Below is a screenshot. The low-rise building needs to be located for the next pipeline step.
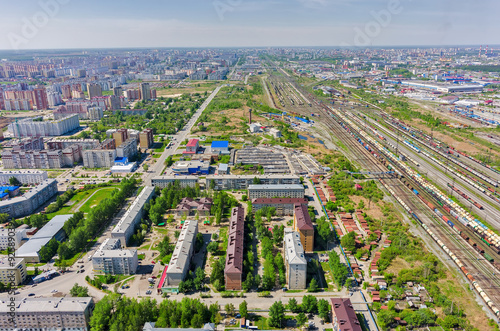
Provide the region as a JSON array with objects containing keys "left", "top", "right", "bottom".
[
  {"left": 211, "top": 141, "right": 229, "bottom": 154},
  {"left": 15, "top": 214, "right": 72, "bottom": 263},
  {"left": 284, "top": 230, "right": 307, "bottom": 289},
  {"left": 184, "top": 139, "right": 199, "bottom": 154},
  {"left": 111, "top": 186, "right": 155, "bottom": 246},
  {"left": 293, "top": 203, "right": 314, "bottom": 253},
  {"left": 0, "top": 179, "right": 58, "bottom": 219},
  {"left": 175, "top": 197, "right": 212, "bottom": 217},
  {"left": 330, "top": 298, "right": 362, "bottom": 331},
  {"left": 225, "top": 206, "right": 244, "bottom": 290},
  {"left": 248, "top": 184, "right": 305, "bottom": 199},
  {"left": 252, "top": 197, "right": 308, "bottom": 216},
  {"left": 166, "top": 220, "right": 198, "bottom": 286},
  {"left": 0, "top": 297, "right": 94, "bottom": 331},
  {"left": 172, "top": 160, "right": 210, "bottom": 175},
  {"left": 0, "top": 257, "right": 27, "bottom": 285},
  {"left": 92, "top": 238, "right": 138, "bottom": 275}
]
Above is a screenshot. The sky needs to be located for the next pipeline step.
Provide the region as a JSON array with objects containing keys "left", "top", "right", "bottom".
[{"left": 0, "top": 0, "right": 498, "bottom": 50}]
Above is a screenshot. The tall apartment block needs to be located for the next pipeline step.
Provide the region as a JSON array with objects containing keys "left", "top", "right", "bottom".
[
  {"left": 140, "top": 129, "right": 154, "bottom": 148},
  {"left": 140, "top": 82, "right": 151, "bottom": 101},
  {"left": 87, "top": 83, "right": 102, "bottom": 99},
  {"left": 225, "top": 206, "right": 245, "bottom": 290},
  {"left": 284, "top": 229, "right": 307, "bottom": 289},
  {"left": 8, "top": 114, "right": 80, "bottom": 138},
  {"left": 113, "top": 128, "right": 129, "bottom": 147},
  {"left": 293, "top": 203, "right": 314, "bottom": 253}
]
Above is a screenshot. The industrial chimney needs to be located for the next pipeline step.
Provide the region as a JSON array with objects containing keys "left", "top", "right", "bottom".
[{"left": 249, "top": 109, "right": 252, "bottom": 124}]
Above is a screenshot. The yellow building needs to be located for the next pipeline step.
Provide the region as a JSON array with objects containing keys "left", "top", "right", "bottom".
[
  {"left": 0, "top": 257, "right": 27, "bottom": 285},
  {"left": 293, "top": 203, "right": 314, "bottom": 253}
]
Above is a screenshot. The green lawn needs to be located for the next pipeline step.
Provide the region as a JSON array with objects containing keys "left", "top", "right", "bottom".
[{"left": 78, "top": 188, "right": 117, "bottom": 214}]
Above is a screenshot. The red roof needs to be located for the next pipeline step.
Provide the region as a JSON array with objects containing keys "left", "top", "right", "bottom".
[
  {"left": 294, "top": 203, "right": 314, "bottom": 230},
  {"left": 186, "top": 139, "right": 199, "bottom": 147}
]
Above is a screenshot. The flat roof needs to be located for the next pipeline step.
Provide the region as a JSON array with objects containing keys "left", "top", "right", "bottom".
[
  {"left": 112, "top": 186, "right": 155, "bottom": 235},
  {"left": 248, "top": 184, "right": 304, "bottom": 190},
  {"left": 252, "top": 198, "right": 308, "bottom": 204},
  {"left": 218, "top": 163, "right": 229, "bottom": 171},
  {"left": 0, "top": 297, "right": 93, "bottom": 313},
  {"left": 16, "top": 214, "right": 72, "bottom": 258},
  {"left": 167, "top": 220, "right": 198, "bottom": 274},
  {"left": 211, "top": 141, "right": 229, "bottom": 148}
]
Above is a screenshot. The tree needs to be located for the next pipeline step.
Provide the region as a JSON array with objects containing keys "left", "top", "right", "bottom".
[
  {"left": 340, "top": 231, "right": 357, "bottom": 253},
  {"left": 207, "top": 241, "right": 219, "bottom": 254},
  {"left": 194, "top": 267, "right": 205, "bottom": 291},
  {"left": 195, "top": 232, "right": 204, "bottom": 253},
  {"left": 0, "top": 214, "right": 9, "bottom": 224},
  {"left": 302, "top": 295, "right": 318, "bottom": 314},
  {"left": 158, "top": 235, "right": 173, "bottom": 257},
  {"left": 377, "top": 309, "right": 396, "bottom": 329},
  {"left": 239, "top": 300, "right": 248, "bottom": 319},
  {"left": 287, "top": 298, "right": 301, "bottom": 313},
  {"left": 308, "top": 278, "right": 319, "bottom": 292},
  {"left": 225, "top": 303, "right": 235, "bottom": 316},
  {"left": 296, "top": 312, "right": 308, "bottom": 327},
  {"left": 70, "top": 283, "right": 89, "bottom": 297},
  {"left": 268, "top": 301, "right": 285, "bottom": 328},
  {"left": 143, "top": 164, "right": 149, "bottom": 172},
  {"left": 318, "top": 299, "right": 330, "bottom": 322},
  {"left": 9, "top": 177, "right": 21, "bottom": 186},
  {"left": 252, "top": 177, "right": 261, "bottom": 184}
]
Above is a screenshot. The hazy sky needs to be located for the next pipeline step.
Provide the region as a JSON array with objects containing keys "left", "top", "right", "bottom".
[{"left": 0, "top": 0, "right": 498, "bottom": 49}]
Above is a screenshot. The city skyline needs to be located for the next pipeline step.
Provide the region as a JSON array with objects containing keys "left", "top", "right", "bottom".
[{"left": 0, "top": 0, "right": 498, "bottom": 50}]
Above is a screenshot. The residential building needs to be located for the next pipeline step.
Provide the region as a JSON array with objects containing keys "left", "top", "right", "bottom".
[
  {"left": 0, "top": 179, "right": 57, "bottom": 219},
  {"left": 330, "top": 298, "right": 363, "bottom": 331},
  {"left": 247, "top": 184, "right": 305, "bottom": 200},
  {"left": 32, "top": 88, "right": 49, "bottom": 110},
  {"left": 252, "top": 197, "right": 308, "bottom": 216},
  {"left": 113, "top": 128, "right": 129, "bottom": 147},
  {"left": 0, "top": 227, "right": 26, "bottom": 250},
  {"left": 88, "top": 106, "right": 103, "bottom": 121},
  {"left": 116, "top": 138, "right": 138, "bottom": 159},
  {"left": 87, "top": 83, "right": 102, "bottom": 99},
  {"left": 140, "top": 82, "right": 151, "bottom": 100},
  {"left": 166, "top": 220, "right": 198, "bottom": 286},
  {"left": 82, "top": 149, "right": 116, "bottom": 168},
  {"left": 175, "top": 197, "right": 212, "bottom": 217},
  {"left": 92, "top": 238, "right": 138, "bottom": 275},
  {"left": 211, "top": 141, "right": 229, "bottom": 154},
  {"left": 11, "top": 137, "right": 44, "bottom": 151},
  {"left": 152, "top": 176, "right": 198, "bottom": 189},
  {"left": 113, "top": 86, "right": 123, "bottom": 97},
  {"left": 46, "top": 139, "right": 99, "bottom": 150},
  {"left": 140, "top": 129, "right": 154, "bottom": 148},
  {"left": 205, "top": 174, "right": 301, "bottom": 190},
  {"left": 143, "top": 322, "right": 216, "bottom": 331},
  {"left": 225, "top": 206, "right": 244, "bottom": 290},
  {"left": 0, "top": 297, "right": 94, "bottom": 331},
  {"left": 0, "top": 257, "right": 27, "bottom": 285},
  {"left": 284, "top": 229, "right": 307, "bottom": 289},
  {"left": 0, "top": 88, "right": 4, "bottom": 110},
  {"left": 7, "top": 114, "right": 80, "bottom": 138},
  {"left": 293, "top": 203, "right": 314, "bottom": 253},
  {"left": 0, "top": 171, "right": 48, "bottom": 185},
  {"left": 1, "top": 148, "right": 81, "bottom": 169},
  {"left": 184, "top": 139, "right": 199, "bottom": 154},
  {"left": 15, "top": 214, "right": 72, "bottom": 262},
  {"left": 111, "top": 186, "right": 155, "bottom": 246}
]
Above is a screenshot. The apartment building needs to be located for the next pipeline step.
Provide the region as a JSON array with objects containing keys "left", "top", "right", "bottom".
[
  {"left": 205, "top": 174, "right": 301, "bottom": 190},
  {"left": 87, "top": 83, "right": 102, "bottom": 99},
  {"left": 0, "top": 297, "right": 94, "bottom": 331},
  {"left": 152, "top": 176, "right": 198, "bottom": 189},
  {"left": 166, "top": 220, "right": 198, "bottom": 286},
  {"left": 92, "top": 238, "right": 138, "bottom": 275},
  {"left": 116, "top": 138, "right": 138, "bottom": 159},
  {"left": 293, "top": 203, "right": 314, "bottom": 253},
  {"left": 8, "top": 114, "right": 80, "bottom": 138},
  {"left": 330, "top": 298, "right": 363, "bottom": 331},
  {"left": 0, "top": 171, "right": 48, "bottom": 185},
  {"left": 248, "top": 184, "right": 305, "bottom": 200},
  {"left": 0, "top": 257, "right": 27, "bottom": 286},
  {"left": 0, "top": 227, "right": 26, "bottom": 250},
  {"left": 140, "top": 129, "right": 154, "bottom": 148},
  {"left": 82, "top": 149, "right": 116, "bottom": 168},
  {"left": 113, "top": 128, "right": 129, "bottom": 147},
  {"left": 111, "top": 186, "right": 155, "bottom": 246},
  {"left": 284, "top": 230, "right": 307, "bottom": 289},
  {"left": 88, "top": 106, "right": 103, "bottom": 121},
  {"left": 225, "top": 206, "right": 245, "bottom": 290},
  {"left": 251, "top": 197, "right": 308, "bottom": 216}
]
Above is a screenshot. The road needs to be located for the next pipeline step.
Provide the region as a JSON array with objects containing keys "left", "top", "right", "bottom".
[{"left": 144, "top": 85, "right": 222, "bottom": 185}]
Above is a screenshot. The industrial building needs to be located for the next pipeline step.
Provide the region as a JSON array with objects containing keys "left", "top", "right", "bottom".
[
  {"left": 0, "top": 170, "right": 48, "bottom": 185},
  {"left": 330, "top": 298, "right": 362, "bottom": 331},
  {"left": 166, "top": 220, "right": 198, "bottom": 286},
  {"left": 251, "top": 197, "right": 308, "bottom": 216},
  {"left": 92, "top": 238, "right": 138, "bottom": 275},
  {"left": 8, "top": 114, "right": 80, "bottom": 138},
  {"left": 225, "top": 206, "right": 245, "bottom": 290},
  {"left": 235, "top": 147, "right": 291, "bottom": 174},
  {"left": 15, "top": 214, "right": 72, "bottom": 262},
  {"left": 172, "top": 160, "right": 210, "bottom": 175},
  {"left": 205, "top": 174, "right": 301, "bottom": 190},
  {"left": 211, "top": 141, "right": 229, "bottom": 154},
  {"left": 151, "top": 176, "right": 199, "bottom": 189},
  {"left": 0, "top": 257, "right": 27, "bottom": 286},
  {"left": 248, "top": 184, "right": 305, "bottom": 199},
  {"left": 0, "top": 297, "right": 94, "bottom": 331},
  {"left": 111, "top": 186, "right": 155, "bottom": 246},
  {"left": 0, "top": 179, "right": 58, "bottom": 219},
  {"left": 284, "top": 229, "right": 307, "bottom": 289},
  {"left": 293, "top": 203, "right": 314, "bottom": 253}
]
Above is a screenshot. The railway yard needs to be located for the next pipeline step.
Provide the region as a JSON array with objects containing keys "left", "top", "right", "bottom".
[{"left": 263, "top": 68, "right": 500, "bottom": 321}]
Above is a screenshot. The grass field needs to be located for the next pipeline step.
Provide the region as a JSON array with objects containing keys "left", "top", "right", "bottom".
[{"left": 78, "top": 188, "right": 117, "bottom": 214}]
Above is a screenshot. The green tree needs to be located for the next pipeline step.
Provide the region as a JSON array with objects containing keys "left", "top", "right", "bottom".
[
  {"left": 318, "top": 299, "right": 330, "bottom": 322},
  {"left": 296, "top": 312, "right": 308, "bottom": 327},
  {"left": 340, "top": 231, "right": 357, "bottom": 253},
  {"left": 287, "top": 298, "right": 301, "bottom": 313},
  {"left": 143, "top": 164, "right": 149, "bottom": 172},
  {"left": 377, "top": 309, "right": 396, "bottom": 329},
  {"left": 252, "top": 177, "right": 261, "bottom": 184},
  {"left": 70, "top": 283, "right": 89, "bottom": 297},
  {"left": 239, "top": 300, "right": 248, "bottom": 318},
  {"left": 9, "top": 177, "right": 21, "bottom": 186},
  {"left": 268, "top": 301, "right": 285, "bottom": 328},
  {"left": 207, "top": 241, "right": 219, "bottom": 254},
  {"left": 225, "top": 303, "right": 235, "bottom": 316},
  {"left": 302, "top": 295, "right": 318, "bottom": 314},
  {"left": 308, "top": 278, "right": 319, "bottom": 292}
]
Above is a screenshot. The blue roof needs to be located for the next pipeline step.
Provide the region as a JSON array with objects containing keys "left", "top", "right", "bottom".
[
  {"left": 0, "top": 193, "right": 8, "bottom": 199},
  {"left": 0, "top": 186, "right": 19, "bottom": 192},
  {"left": 211, "top": 141, "right": 229, "bottom": 148}
]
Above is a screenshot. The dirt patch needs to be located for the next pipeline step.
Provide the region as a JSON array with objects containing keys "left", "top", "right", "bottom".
[
  {"left": 350, "top": 196, "right": 385, "bottom": 220},
  {"left": 385, "top": 257, "right": 423, "bottom": 276}
]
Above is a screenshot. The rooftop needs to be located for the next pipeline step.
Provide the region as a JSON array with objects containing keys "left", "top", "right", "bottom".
[
  {"left": 294, "top": 204, "right": 314, "bottom": 230},
  {"left": 330, "top": 298, "right": 363, "bottom": 331},
  {"left": 0, "top": 297, "right": 93, "bottom": 313},
  {"left": 225, "top": 207, "right": 245, "bottom": 274},
  {"left": 167, "top": 220, "right": 198, "bottom": 274},
  {"left": 284, "top": 230, "right": 306, "bottom": 265},
  {"left": 112, "top": 186, "right": 155, "bottom": 235},
  {"left": 211, "top": 141, "right": 229, "bottom": 148},
  {"left": 186, "top": 139, "right": 199, "bottom": 147},
  {"left": 248, "top": 184, "right": 305, "bottom": 190},
  {"left": 252, "top": 197, "right": 308, "bottom": 204}
]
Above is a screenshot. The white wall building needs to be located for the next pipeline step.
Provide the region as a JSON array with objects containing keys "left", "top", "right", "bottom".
[
  {"left": 0, "top": 171, "right": 48, "bottom": 185},
  {"left": 166, "top": 220, "right": 198, "bottom": 286},
  {"left": 92, "top": 238, "right": 138, "bottom": 275},
  {"left": 8, "top": 114, "right": 80, "bottom": 138},
  {"left": 0, "top": 257, "right": 27, "bottom": 286},
  {"left": 0, "top": 228, "right": 26, "bottom": 250},
  {"left": 284, "top": 230, "right": 307, "bottom": 289},
  {"left": 247, "top": 184, "right": 305, "bottom": 199}
]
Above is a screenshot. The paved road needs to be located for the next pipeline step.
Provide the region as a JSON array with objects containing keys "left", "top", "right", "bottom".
[{"left": 144, "top": 85, "right": 223, "bottom": 186}]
